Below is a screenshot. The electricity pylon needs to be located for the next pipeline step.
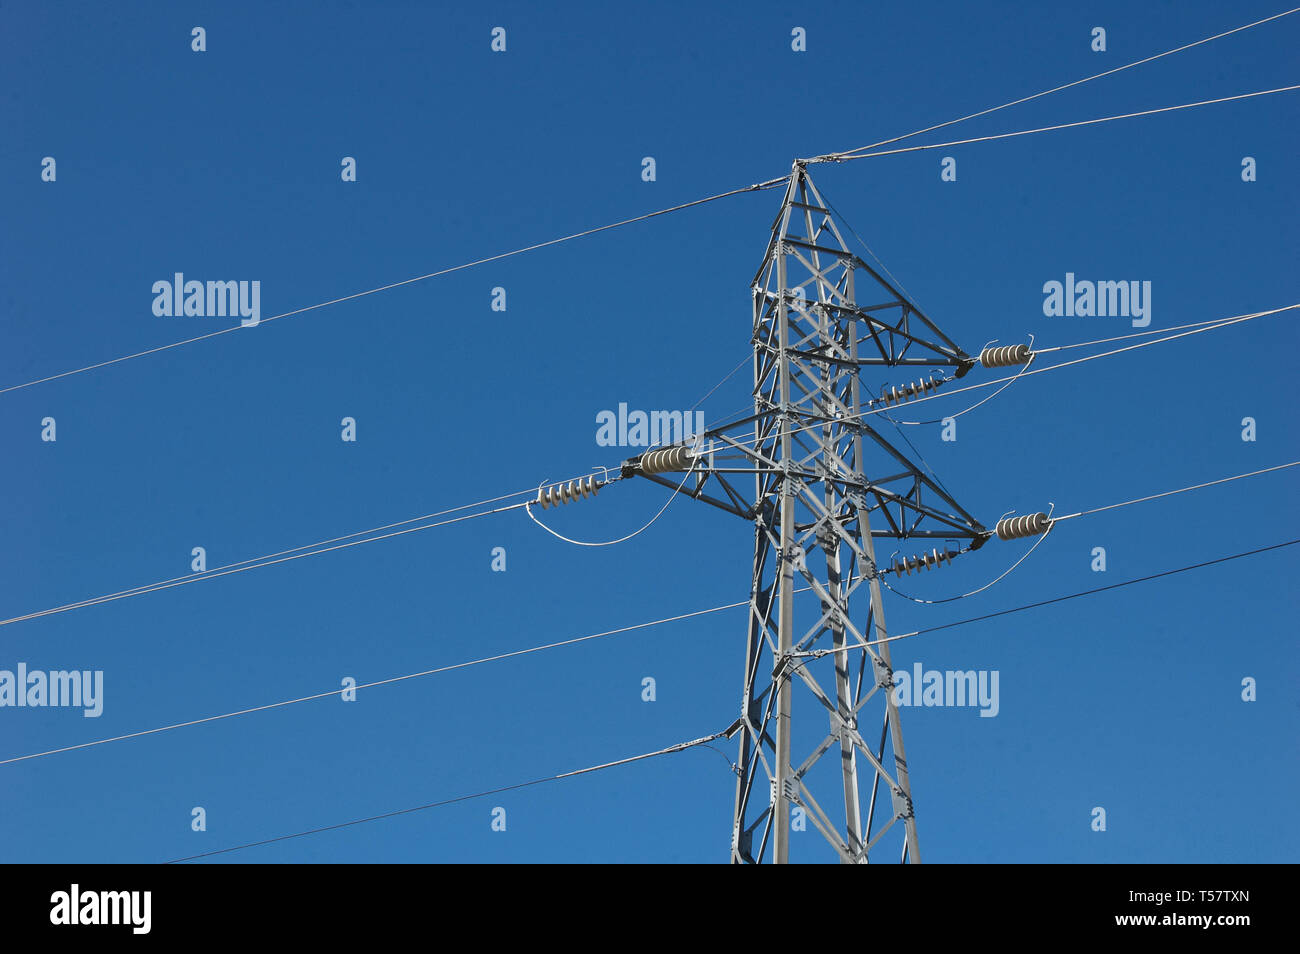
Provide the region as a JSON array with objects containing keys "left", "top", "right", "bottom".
[{"left": 623, "top": 162, "right": 989, "bottom": 863}]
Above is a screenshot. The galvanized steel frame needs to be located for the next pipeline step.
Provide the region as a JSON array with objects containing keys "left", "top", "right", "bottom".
[{"left": 627, "top": 164, "right": 987, "bottom": 863}]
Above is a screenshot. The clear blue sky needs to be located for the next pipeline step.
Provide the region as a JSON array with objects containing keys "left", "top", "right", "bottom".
[{"left": 2, "top": 0, "right": 1296, "bottom": 863}]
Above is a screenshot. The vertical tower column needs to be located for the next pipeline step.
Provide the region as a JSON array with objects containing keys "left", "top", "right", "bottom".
[{"left": 624, "top": 162, "right": 987, "bottom": 863}]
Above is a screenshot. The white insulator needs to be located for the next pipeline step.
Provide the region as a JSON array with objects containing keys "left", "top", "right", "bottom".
[
  {"left": 882, "top": 373, "right": 946, "bottom": 407},
  {"left": 979, "top": 344, "right": 1032, "bottom": 368},
  {"left": 640, "top": 445, "right": 696, "bottom": 475},
  {"left": 995, "top": 512, "right": 1051, "bottom": 540},
  {"left": 886, "top": 548, "right": 957, "bottom": 577},
  {"left": 537, "top": 476, "right": 601, "bottom": 510}
]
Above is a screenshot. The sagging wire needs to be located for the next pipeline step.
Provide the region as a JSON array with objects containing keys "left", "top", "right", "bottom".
[
  {"left": 524, "top": 459, "right": 699, "bottom": 547},
  {"left": 886, "top": 336, "right": 1037, "bottom": 425},
  {"left": 877, "top": 504, "right": 1056, "bottom": 604}
]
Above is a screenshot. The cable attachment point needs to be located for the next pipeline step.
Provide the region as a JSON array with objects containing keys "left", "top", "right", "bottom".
[
  {"left": 979, "top": 343, "right": 1034, "bottom": 368},
  {"left": 536, "top": 476, "right": 603, "bottom": 510},
  {"left": 995, "top": 512, "right": 1053, "bottom": 540}
]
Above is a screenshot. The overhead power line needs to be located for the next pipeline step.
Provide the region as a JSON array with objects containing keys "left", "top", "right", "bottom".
[
  {"left": 10, "top": 8, "right": 1297, "bottom": 865},
  {"left": 810, "top": 539, "right": 1300, "bottom": 657},
  {"left": 0, "top": 501, "right": 530, "bottom": 628},
  {"left": 873, "top": 307, "right": 1294, "bottom": 425},
  {"left": 682, "top": 310, "right": 1268, "bottom": 448},
  {"left": 833, "top": 87, "right": 1300, "bottom": 162},
  {"left": 164, "top": 728, "right": 733, "bottom": 863},
  {"left": 166, "top": 535, "right": 1300, "bottom": 861},
  {"left": 13, "top": 484, "right": 564, "bottom": 614},
  {"left": 713, "top": 305, "right": 1295, "bottom": 448},
  {"left": 5, "top": 477, "right": 1292, "bottom": 770},
  {"left": 3, "top": 299, "right": 1285, "bottom": 630},
  {"left": 882, "top": 463, "right": 1299, "bottom": 602},
  {"left": 0, "top": 344, "right": 763, "bottom": 630},
  {"left": 5, "top": 8, "right": 1292, "bottom": 399},
  {"left": 638, "top": 303, "right": 1296, "bottom": 457},
  {"left": 0, "top": 179, "right": 788, "bottom": 397},
  {"left": 1054, "top": 462, "right": 1300, "bottom": 521},
  {"left": 5, "top": 304, "right": 1291, "bottom": 633},
  {"left": 0, "top": 598, "right": 749, "bottom": 767},
  {"left": 816, "top": 6, "right": 1300, "bottom": 160},
  {"left": 1032, "top": 316, "right": 1265, "bottom": 353}
]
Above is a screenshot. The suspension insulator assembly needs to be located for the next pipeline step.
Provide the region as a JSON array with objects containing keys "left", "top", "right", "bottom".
[
  {"left": 884, "top": 548, "right": 960, "bottom": 577},
  {"left": 995, "top": 512, "right": 1052, "bottom": 540},
  {"left": 639, "top": 445, "right": 696, "bottom": 475},
  {"left": 878, "top": 373, "right": 947, "bottom": 407},
  {"left": 536, "top": 476, "right": 603, "bottom": 509},
  {"left": 979, "top": 343, "right": 1033, "bottom": 368}
]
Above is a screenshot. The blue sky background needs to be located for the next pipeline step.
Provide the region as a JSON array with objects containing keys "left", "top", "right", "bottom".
[{"left": 1, "top": 0, "right": 1296, "bottom": 863}]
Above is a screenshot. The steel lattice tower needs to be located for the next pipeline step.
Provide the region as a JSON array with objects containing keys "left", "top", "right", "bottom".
[{"left": 623, "top": 162, "right": 989, "bottom": 863}]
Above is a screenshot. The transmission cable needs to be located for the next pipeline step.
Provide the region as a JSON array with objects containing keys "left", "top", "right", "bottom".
[
  {"left": 1, "top": 340, "right": 773, "bottom": 627},
  {"left": 0, "top": 501, "right": 530, "bottom": 628},
  {"left": 100, "top": 538, "right": 1300, "bottom": 859},
  {"left": 833, "top": 87, "right": 1300, "bottom": 163},
  {"left": 805, "top": 539, "right": 1300, "bottom": 657},
  {"left": 717, "top": 305, "right": 1295, "bottom": 451},
  {"left": 0, "top": 597, "right": 750, "bottom": 767},
  {"left": 0, "top": 179, "right": 788, "bottom": 396},
  {"left": 10, "top": 28, "right": 1295, "bottom": 400},
  {"left": 814, "top": 7, "right": 1300, "bottom": 161},
  {"left": 874, "top": 463, "right": 1298, "bottom": 603},
  {"left": 1052, "top": 462, "right": 1300, "bottom": 521},
  {"left": 164, "top": 728, "right": 733, "bottom": 863},
  {"left": 7, "top": 462, "right": 1292, "bottom": 767}
]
